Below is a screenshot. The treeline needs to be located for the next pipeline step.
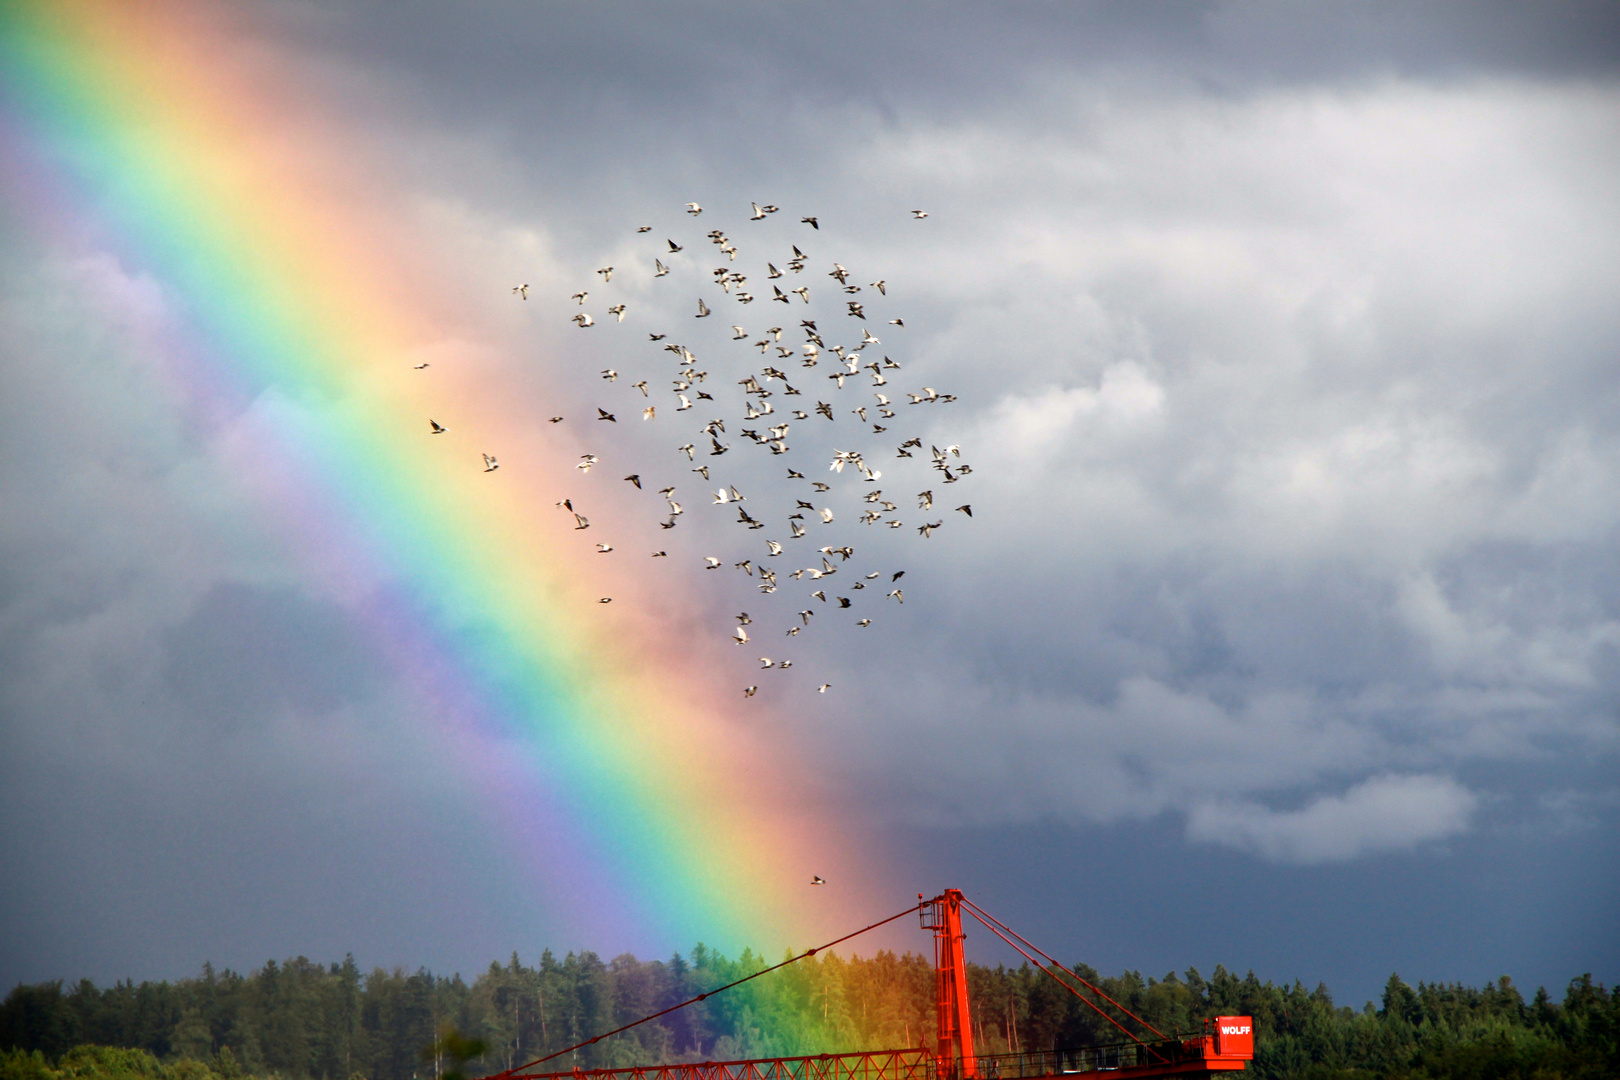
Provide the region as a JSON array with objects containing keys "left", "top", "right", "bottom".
[{"left": 2, "top": 949, "right": 1615, "bottom": 1080}]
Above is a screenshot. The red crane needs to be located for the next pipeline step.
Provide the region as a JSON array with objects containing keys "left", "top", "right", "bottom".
[{"left": 484, "top": 890, "right": 1254, "bottom": 1080}]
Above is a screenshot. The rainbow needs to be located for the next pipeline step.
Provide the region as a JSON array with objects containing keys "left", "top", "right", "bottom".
[{"left": 0, "top": 1, "right": 887, "bottom": 955}]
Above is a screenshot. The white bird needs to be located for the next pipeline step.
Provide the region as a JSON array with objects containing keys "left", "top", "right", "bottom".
[
  {"left": 608, "top": 303, "right": 626, "bottom": 321},
  {"left": 857, "top": 619, "right": 871, "bottom": 626},
  {"left": 654, "top": 259, "right": 670, "bottom": 277},
  {"left": 888, "top": 589, "right": 903, "bottom": 603},
  {"left": 572, "top": 313, "right": 594, "bottom": 327},
  {"left": 513, "top": 284, "right": 529, "bottom": 299},
  {"left": 861, "top": 329, "right": 880, "bottom": 345},
  {"left": 911, "top": 209, "right": 928, "bottom": 218},
  {"left": 413, "top": 362, "right": 430, "bottom": 369},
  {"left": 750, "top": 202, "right": 767, "bottom": 220},
  {"left": 705, "top": 556, "right": 721, "bottom": 569},
  {"left": 744, "top": 685, "right": 757, "bottom": 697},
  {"left": 817, "top": 684, "right": 831, "bottom": 693},
  {"left": 696, "top": 298, "right": 711, "bottom": 317},
  {"left": 758, "top": 657, "right": 774, "bottom": 669},
  {"left": 766, "top": 540, "right": 783, "bottom": 556},
  {"left": 574, "top": 513, "right": 590, "bottom": 530},
  {"left": 597, "top": 266, "right": 613, "bottom": 282},
  {"left": 577, "top": 455, "right": 598, "bottom": 472},
  {"left": 482, "top": 453, "right": 499, "bottom": 472},
  {"left": 572, "top": 291, "right": 588, "bottom": 304},
  {"left": 595, "top": 543, "right": 613, "bottom": 553},
  {"left": 601, "top": 369, "right": 618, "bottom": 381},
  {"left": 643, "top": 406, "right": 656, "bottom": 420},
  {"left": 733, "top": 626, "right": 750, "bottom": 644},
  {"left": 819, "top": 508, "right": 834, "bottom": 523},
  {"left": 732, "top": 325, "right": 747, "bottom": 339},
  {"left": 429, "top": 419, "right": 447, "bottom": 434},
  {"left": 686, "top": 202, "right": 703, "bottom": 215},
  {"left": 599, "top": 597, "right": 612, "bottom": 604},
  {"left": 811, "top": 875, "right": 826, "bottom": 885}
]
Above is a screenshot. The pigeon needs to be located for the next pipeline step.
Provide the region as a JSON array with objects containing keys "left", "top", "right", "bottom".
[
  {"left": 705, "top": 556, "right": 722, "bottom": 569},
  {"left": 595, "top": 543, "right": 613, "bottom": 553},
  {"left": 624, "top": 474, "right": 641, "bottom": 489},
  {"left": 482, "top": 454, "right": 499, "bottom": 472},
  {"left": 513, "top": 284, "right": 529, "bottom": 299},
  {"left": 413, "top": 362, "right": 430, "bottom": 369},
  {"left": 598, "top": 597, "right": 612, "bottom": 603},
  {"left": 733, "top": 626, "right": 749, "bottom": 644},
  {"left": 597, "top": 267, "right": 613, "bottom": 282},
  {"left": 811, "top": 875, "right": 826, "bottom": 884},
  {"left": 744, "top": 685, "right": 757, "bottom": 697},
  {"left": 817, "top": 684, "right": 831, "bottom": 693},
  {"left": 955, "top": 505, "right": 972, "bottom": 517},
  {"left": 686, "top": 202, "right": 703, "bottom": 215},
  {"left": 597, "top": 408, "right": 616, "bottom": 422},
  {"left": 654, "top": 259, "right": 670, "bottom": 278},
  {"left": 637, "top": 225, "right": 651, "bottom": 233},
  {"left": 549, "top": 416, "right": 564, "bottom": 423},
  {"left": 696, "top": 298, "right": 711, "bottom": 317},
  {"left": 911, "top": 209, "right": 929, "bottom": 218},
  {"left": 574, "top": 514, "right": 590, "bottom": 530},
  {"left": 571, "top": 313, "right": 594, "bottom": 327},
  {"left": 577, "top": 455, "right": 598, "bottom": 472},
  {"left": 429, "top": 419, "right": 447, "bottom": 434},
  {"left": 668, "top": 239, "right": 684, "bottom": 252},
  {"left": 608, "top": 303, "right": 626, "bottom": 321},
  {"left": 857, "top": 619, "right": 871, "bottom": 626},
  {"left": 802, "top": 217, "right": 819, "bottom": 229}
]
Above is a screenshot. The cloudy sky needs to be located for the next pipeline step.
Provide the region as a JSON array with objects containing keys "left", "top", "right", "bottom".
[{"left": 2, "top": 1, "right": 1618, "bottom": 1008}]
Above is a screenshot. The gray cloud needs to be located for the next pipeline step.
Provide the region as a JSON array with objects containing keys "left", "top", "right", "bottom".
[{"left": 3, "top": 1, "right": 1618, "bottom": 988}]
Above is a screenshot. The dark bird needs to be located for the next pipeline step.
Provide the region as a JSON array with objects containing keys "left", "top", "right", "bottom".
[
  {"left": 597, "top": 408, "right": 616, "bottom": 422},
  {"left": 625, "top": 474, "right": 642, "bottom": 489},
  {"left": 811, "top": 875, "right": 826, "bottom": 884},
  {"left": 892, "top": 571, "right": 905, "bottom": 581},
  {"left": 549, "top": 416, "right": 564, "bottom": 423},
  {"left": 802, "top": 217, "right": 819, "bottom": 229},
  {"left": 429, "top": 419, "right": 447, "bottom": 434},
  {"left": 955, "top": 504, "right": 972, "bottom": 517}
]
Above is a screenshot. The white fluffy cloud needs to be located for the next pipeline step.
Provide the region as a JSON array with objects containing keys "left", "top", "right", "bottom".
[{"left": 1186, "top": 773, "right": 1479, "bottom": 863}]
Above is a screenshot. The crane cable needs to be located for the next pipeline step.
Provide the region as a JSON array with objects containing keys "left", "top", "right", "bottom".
[
  {"left": 957, "top": 901, "right": 1168, "bottom": 1063},
  {"left": 489, "top": 901, "right": 923, "bottom": 1080},
  {"left": 959, "top": 897, "right": 1169, "bottom": 1041}
]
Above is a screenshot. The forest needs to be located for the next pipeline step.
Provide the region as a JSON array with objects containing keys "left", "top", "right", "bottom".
[{"left": 1, "top": 948, "right": 1615, "bottom": 1080}]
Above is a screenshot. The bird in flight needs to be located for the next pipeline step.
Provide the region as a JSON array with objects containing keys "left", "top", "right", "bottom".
[
  {"left": 696, "top": 298, "right": 711, "bottom": 317},
  {"left": 595, "top": 543, "right": 613, "bottom": 553},
  {"left": 597, "top": 408, "right": 616, "bottom": 422},
  {"left": 571, "top": 313, "right": 594, "bottom": 327},
  {"left": 608, "top": 303, "right": 626, "bottom": 321},
  {"left": 686, "top": 202, "right": 703, "bottom": 215},
  {"left": 801, "top": 216, "right": 819, "bottom": 229},
  {"left": 599, "top": 597, "right": 612, "bottom": 604},
  {"left": 811, "top": 875, "right": 826, "bottom": 885},
  {"left": 482, "top": 454, "right": 499, "bottom": 472},
  {"left": 413, "top": 362, "right": 430, "bottom": 369},
  {"left": 625, "top": 475, "right": 641, "bottom": 489},
  {"left": 636, "top": 225, "right": 651, "bottom": 233},
  {"left": 817, "top": 684, "right": 831, "bottom": 693},
  {"left": 597, "top": 266, "right": 613, "bottom": 282},
  {"left": 955, "top": 504, "right": 972, "bottom": 517},
  {"left": 549, "top": 416, "right": 564, "bottom": 423},
  {"left": 668, "top": 239, "right": 684, "bottom": 252},
  {"left": 429, "top": 419, "right": 447, "bottom": 434},
  {"left": 513, "top": 284, "right": 529, "bottom": 299},
  {"left": 911, "top": 209, "right": 929, "bottom": 218},
  {"left": 744, "top": 685, "right": 757, "bottom": 697}
]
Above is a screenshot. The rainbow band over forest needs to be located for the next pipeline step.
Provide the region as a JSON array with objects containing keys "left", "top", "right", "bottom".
[{"left": 0, "top": 1, "right": 879, "bottom": 952}]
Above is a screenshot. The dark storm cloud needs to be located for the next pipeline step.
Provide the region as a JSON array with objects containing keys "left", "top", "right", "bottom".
[{"left": 3, "top": 0, "right": 1618, "bottom": 991}]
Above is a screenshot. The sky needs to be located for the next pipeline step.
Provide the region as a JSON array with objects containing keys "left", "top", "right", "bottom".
[{"left": 1, "top": 1, "right": 1618, "bottom": 1011}]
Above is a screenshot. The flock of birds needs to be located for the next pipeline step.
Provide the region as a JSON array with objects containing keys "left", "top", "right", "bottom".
[{"left": 435, "top": 201, "right": 971, "bottom": 715}]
